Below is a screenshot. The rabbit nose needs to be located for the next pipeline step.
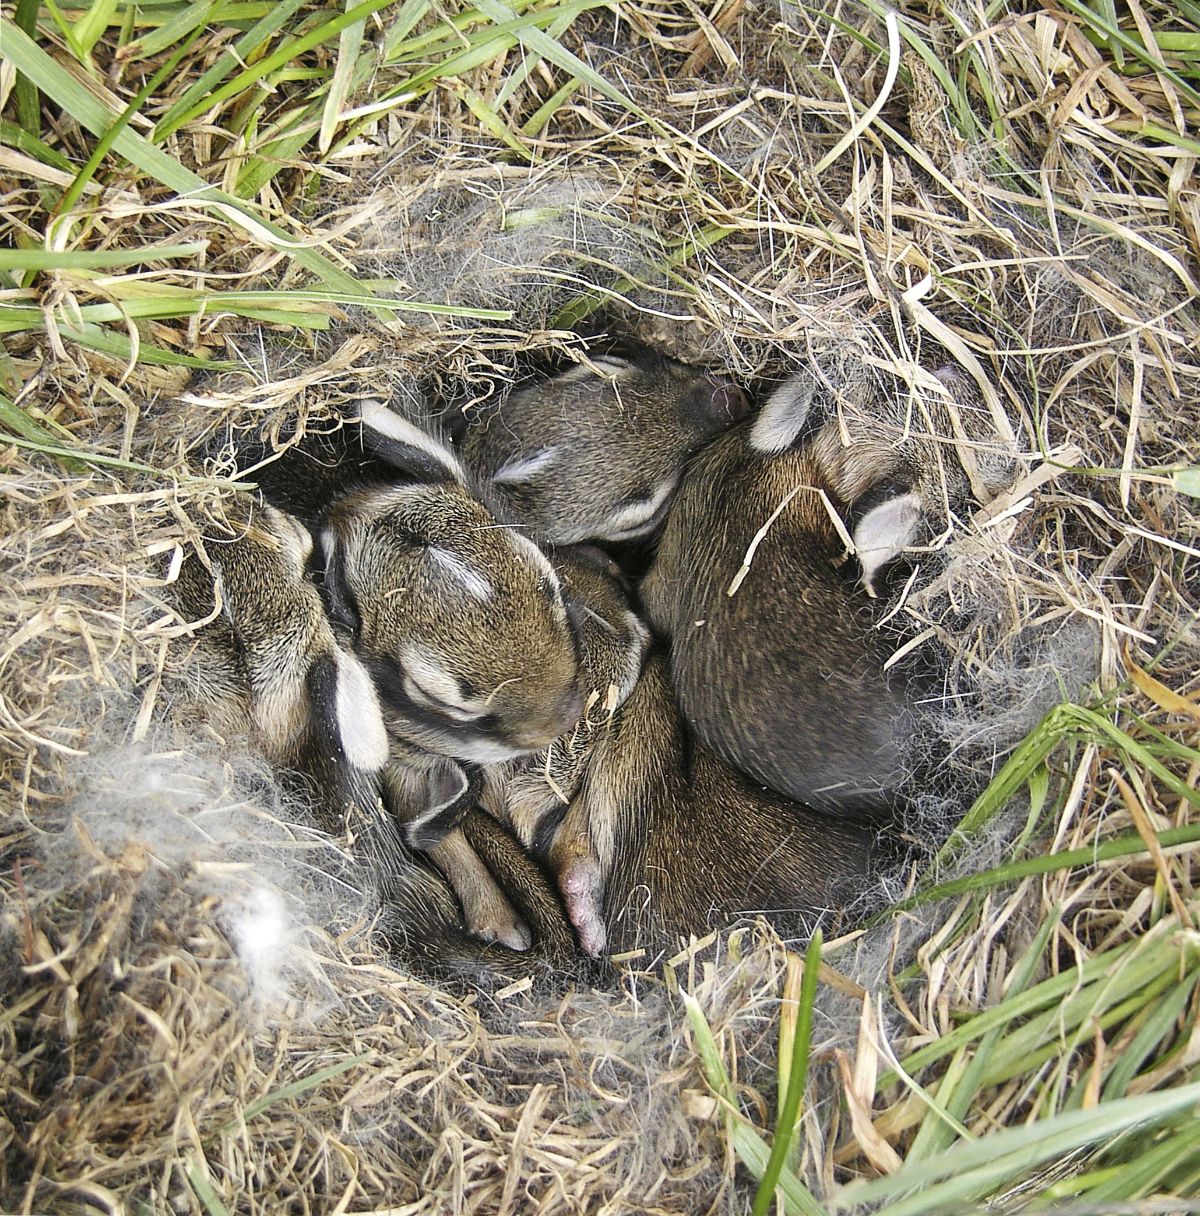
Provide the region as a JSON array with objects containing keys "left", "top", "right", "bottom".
[
  {"left": 555, "top": 687, "right": 586, "bottom": 733},
  {"left": 513, "top": 688, "right": 585, "bottom": 749}
]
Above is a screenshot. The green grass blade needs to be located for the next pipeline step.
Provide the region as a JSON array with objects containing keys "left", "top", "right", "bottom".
[
  {"left": 833, "top": 1081, "right": 1200, "bottom": 1213},
  {"left": 318, "top": 0, "right": 365, "bottom": 153},
  {"left": 74, "top": 0, "right": 121, "bottom": 59},
  {"left": 752, "top": 931, "right": 822, "bottom": 1216},
  {"left": 230, "top": 1053, "right": 371, "bottom": 1127},
  {"left": 891, "top": 824, "right": 1200, "bottom": 917},
  {"left": 152, "top": 0, "right": 310, "bottom": 139},
  {"left": 521, "top": 77, "right": 581, "bottom": 137},
  {"left": 184, "top": 1151, "right": 231, "bottom": 1216},
  {"left": 1081, "top": 1116, "right": 1200, "bottom": 1202},
  {"left": 683, "top": 993, "right": 827, "bottom": 1216},
  {"left": 0, "top": 245, "right": 208, "bottom": 271},
  {"left": 877, "top": 925, "right": 1186, "bottom": 1089},
  {"left": 56, "top": 24, "right": 205, "bottom": 218},
  {"left": 0, "top": 390, "right": 71, "bottom": 449},
  {"left": 12, "top": 0, "right": 43, "bottom": 137},
  {"left": 457, "top": 83, "right": 533, "bottom": 160},
  {"left": 0, "top": 18, "right": 379, "bottom": 304},
  {"left": 1, "top": 433, "right": 176, "bottom": 477},
  {"left": 161, "top": 0, "right": 399, "bottom": 134},
  {"left": 1063, "top": 0, "right": 1200, "bottom": 105},
  {"left": 380, "top": 0, "right": 432, "bottom": 59},
  {"left": 1100, "top": 969, "right": 1200, "bottom": 1100},
  {"left": 905, "top": 907, "right": 1061, "bottom": 1161},
  {"left": 57, "top": 322, "right": 237, "bottom": 369},
  {"left": 124, "top": 0, "right": 220, "bottom": 61},
  {"left": 0, "top": 120, "right": 74, "bottom": 172},
  {"left": 471, "top": 0, "right": 654, "bottom": 123}
]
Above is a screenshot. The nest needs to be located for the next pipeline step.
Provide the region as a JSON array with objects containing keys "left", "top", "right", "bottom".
[{"left": 2, "top": 0, "right": 1198, "bottom": 1211}]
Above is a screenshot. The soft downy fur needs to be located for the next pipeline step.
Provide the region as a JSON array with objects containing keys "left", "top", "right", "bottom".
[
  {"left": 641, "top": 360, "right": 1019, "bottom": 818},
  {"left": 458, "top": 346, "right": 749, "bottom": 544}
]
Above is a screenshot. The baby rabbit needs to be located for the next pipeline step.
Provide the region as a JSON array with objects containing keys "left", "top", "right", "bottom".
[
  {"left": 175, "top": 503, "right": 389, "bottom": 794},
  {"left": 305, "top": 400, "right": 598, "bottom": 948},
  {"left": 458, "top": 347, "right": 749, "bottom": 544},
  {"left": 476, "top": 544, "right": 650, "bottom": 954},
  {"left": 473, "top": 551, "right": 875, "bottom": 958},
  {"left": 641, "top": 364, "right": 1010, "bottom": 816},
  {"left": 565, "top": 652, "right": 877, "bottom": 955}
]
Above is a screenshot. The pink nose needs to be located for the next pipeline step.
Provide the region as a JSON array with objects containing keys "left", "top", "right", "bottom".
[{"left": 513, "top": 688, "right": 585, "bottom": 749}]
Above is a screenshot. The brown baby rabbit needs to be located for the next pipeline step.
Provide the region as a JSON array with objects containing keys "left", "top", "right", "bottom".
[
  {"left": 476, "top": 544, "right": 650, "bottom": 954},
  {"left": 174, "top": 500, "right": 579, "bottom": 967},
  {"left": 473, "top": 551, "right": 875, "bottom": 958},
  {"left": 175, "top": 503, "right": 389, "bottom": 792},
  {"left": 641, "top": 363, "right": 1013, "bottom": 816},
  {"left": 307, "top": 401, "right": 596, "bottom": 948},
  {"left": 458, "top": 347, "right": 749, "bottom": 544},
  {"left": 568, "top": 652, "right": 877, "bottom": 955}
]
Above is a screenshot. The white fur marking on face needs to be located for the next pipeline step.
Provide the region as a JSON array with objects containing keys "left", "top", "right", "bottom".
[
  {"left": 491, "top": 447, "right": 559, "bottom": 485},
  {"left": 427, "top": 546, "right": 495, "bottom": 601},
  {"left": 357, "top": 398, "right": 463, "bottom": 481},
  {"left": 333, "top": 649, "right": 390, "bottom": 771},
  {"left": 854, "top": 491, "right": 923, "bottom": 594},
  {"left": 588, "top": 355, "right": 635, "bottom": 376},
  {"left": 604, "top": 477, "right": 678, "bottom": 540},
  {"left": 750, "top": 375, "right": 819, "bottom": 454}
]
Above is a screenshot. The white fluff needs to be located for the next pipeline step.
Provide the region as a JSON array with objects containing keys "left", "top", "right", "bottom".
[{"left": 228, "top": 885, "right": 292, "bottom": 1007}]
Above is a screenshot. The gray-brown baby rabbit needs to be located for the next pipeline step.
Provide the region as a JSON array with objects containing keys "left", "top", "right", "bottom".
[
  {"left": 174, "top": 501, "right": 577, "bottom": 965},
  {"left": 568, "top": 652, "right": 876, "bottom": 955},
  {"left": 458, "top": 347, "right": 749, "bottom": 544},
  {"left": 474, "top": 552, "right": 875, "bottom": 958},
  {"left": 175, "top": 503, "right": 389, "bottom": 791},
  {"left": 477, "top": 544, "right": 650, "bottom": 954},
  {"left": 641, "top": 364, "right": 1014, "bottom": 816}
]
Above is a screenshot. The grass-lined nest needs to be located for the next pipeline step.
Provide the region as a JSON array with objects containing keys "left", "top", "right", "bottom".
[{"left": 1, "top": 0, "right": 1198, "bottom": 1211}]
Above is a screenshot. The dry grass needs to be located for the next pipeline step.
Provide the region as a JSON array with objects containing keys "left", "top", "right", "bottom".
[{"left": 1, "top": 0, "right": 1198, "bottom": 1211}]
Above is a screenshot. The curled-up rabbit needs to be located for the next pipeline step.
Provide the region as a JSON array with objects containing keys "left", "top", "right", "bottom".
[
  {"left": 641, "top": 363, "right": 1016, "bottom": 816},
  {"left": 475, "top": 551, "right": 876, "bottom": 959},
  {"left": 175, "top": 503, "right": 389, "bottom": 797},
  {"left": 562, "top": 652, "right": 878, "bottom": 956},
  {"left": 458, "top": 347, "right": 749, "bottom": 544},
  {"left": 309, "top": 402, "right": 592, "bottom": 948}
]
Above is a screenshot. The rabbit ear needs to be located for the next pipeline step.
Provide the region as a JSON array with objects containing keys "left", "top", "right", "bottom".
[
  {"left": 317, "top": 526, "right": 361, "bottom": 634},
  {"left": 305, "top": 647, "right": 390, "bottom": 773},
  {"left": 853, "top": 490, "right": 923, "bottom": 595},
  {"left": 356, "top": 398, "right": 464, "bottom": 484},
  {"left": 749, "top": 374, "right": 824, "bottom": 453},
  {"left": 329, "top": 648, "right": 390, "bottom": 772},
  {"left": 398, "top": 759, "right": 482, "bottom": 852}
]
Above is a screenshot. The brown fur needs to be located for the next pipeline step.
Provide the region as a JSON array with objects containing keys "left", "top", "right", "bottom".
[
  {"left": 459, "top": 348, "right": 749, "bottom": 544},
  {"left": 561, "top": 655, "right": 876, "bottom": 954},
  {"left": 640, "top": 421, "right": 912, "bottom": 812},
  {"left": 641, "top": 365, "right": 1016, "bottom": 815}
]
